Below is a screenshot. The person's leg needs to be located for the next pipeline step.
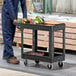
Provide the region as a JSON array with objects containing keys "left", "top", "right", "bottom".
[
  {"left": 11, "top": 21, "right": 16, "bottom": 42},
  {"left": 2, "top": 12, "right": 19, "bottom": 64},
  {"left": 2, "top": 14, "right": 15, "bottom": 59}
]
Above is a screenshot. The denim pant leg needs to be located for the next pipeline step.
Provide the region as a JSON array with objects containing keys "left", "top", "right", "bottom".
[{"left": 2, "top": 13, "right": 16, "bottom": 58}]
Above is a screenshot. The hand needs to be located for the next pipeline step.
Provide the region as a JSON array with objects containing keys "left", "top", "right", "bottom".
[{"left": 13, "top": 19, "right": 18, "bottom": 22}]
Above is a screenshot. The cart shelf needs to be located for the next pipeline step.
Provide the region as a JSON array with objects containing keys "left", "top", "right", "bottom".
[{"left": 22, "top": 51, "right": 64, "bottom": 63}]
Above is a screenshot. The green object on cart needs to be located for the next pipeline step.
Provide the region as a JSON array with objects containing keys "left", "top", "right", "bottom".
[
  {"left": 32, "top": 16, "right": 45, "bottom": 24},
  {"left": 19, "top": 19, "right": 22, "bottom": 23}
]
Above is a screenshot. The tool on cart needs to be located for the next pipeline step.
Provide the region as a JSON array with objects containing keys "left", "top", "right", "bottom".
[{"left": 14, "top": 19, "right": 65, "bottom": 69}]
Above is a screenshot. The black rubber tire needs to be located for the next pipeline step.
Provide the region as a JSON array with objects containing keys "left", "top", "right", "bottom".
[
  {"left": 35, "top": 60, "right": 39, "bottom": 64},
  {"left": 24, "top": 60, "right": 27, "bottom": 66},
  {"left": 58, "top": 62, "right": 63, "bottom": 68},
  {"left": 47, "top": 64, "right": 52, "bottom": 69}
]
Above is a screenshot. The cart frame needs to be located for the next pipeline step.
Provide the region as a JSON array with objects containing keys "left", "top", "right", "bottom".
[{"left": 14, "top": 22, "right": 65, "bottom": 68}]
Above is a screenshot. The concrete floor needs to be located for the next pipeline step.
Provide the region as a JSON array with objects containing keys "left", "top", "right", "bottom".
[
  {"left": 0, "top": 68, "right": 40, "bottom": 76},
  {"left": 0, "top": 44, "right": 76, "bottom": 76}
]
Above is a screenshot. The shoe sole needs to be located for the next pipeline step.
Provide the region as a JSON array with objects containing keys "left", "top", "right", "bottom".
[{"left": 7, "top": 60, "right": 20, "bottom": 64}]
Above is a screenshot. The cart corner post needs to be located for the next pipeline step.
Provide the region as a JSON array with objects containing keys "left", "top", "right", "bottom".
[
  {"left": 21, "top": 27, "right": 24, "bottom": 58},
  {"left": 32, "top": 29, "right": 38, "bottom": 52},
  {"left": 63, "top": 24, "right": 66, "bottom": 59},
  {"left": 49, "top": 27, "right": 54, "bottom": 63}
]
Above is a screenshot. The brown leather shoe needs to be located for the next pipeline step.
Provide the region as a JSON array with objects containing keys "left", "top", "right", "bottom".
[{"left": 7, "top": 57, "right": 20, "bottom": 64}]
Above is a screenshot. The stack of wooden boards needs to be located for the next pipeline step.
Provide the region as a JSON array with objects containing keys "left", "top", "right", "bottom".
[{"left": 14, "top": 20, "right": 76, "bottom": 51}]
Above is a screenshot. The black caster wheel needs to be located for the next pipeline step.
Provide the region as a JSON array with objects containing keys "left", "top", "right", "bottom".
[
  {"left": 35, "top": 60, "right": 39, "bottom": 64},
  {"left": 58, "top": 62, "right": 63, "bottom": 68},
  {"left": 24, "top": 60, "right": 27, "bottom": 66},
  {"left": 47, "top": 64, "right": 52, "bottom": 69}
]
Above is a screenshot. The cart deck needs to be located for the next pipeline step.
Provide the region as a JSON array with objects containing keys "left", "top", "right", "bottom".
[
  {"left": 14, "top": 22, "right": 65, "bottom": 69},
  {"left": 22, "top": 51, "right": 64, "bottom": 63}
]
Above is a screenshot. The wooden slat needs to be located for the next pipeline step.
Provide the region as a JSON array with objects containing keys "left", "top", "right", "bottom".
[
  {"left": 14, "top": 37, "right": 76, "bottom": 48},
  {"left": 15, "top": 32, "right": 48, "bottom": 41},
  {"left": 14, "top": 37, "right": 32, "bottom": 45},
  {"left": 54, "top": 37, "right": 76, "bottom": 45},
  {"left": 15, "top": 31, "right": 76, "bottom": 41},
  {"left": 14, "top": 37, "right": 49, "bottom": 47},
  {"left": 23, "top": 29, "right": 49, "bottom": 35},
  {"left": 66, "top": 28, "right": 76, "bottom": 33},
  {"left": 46, "top": 20, "right": 76, "bottom": 28},
  {"left": 54, "top": 32, "right": 76, "bottom": 39},
  {"left": 55, "top": 43, "right": 76, "bottom": 51},
  {"left": 38, "top": 31, "right": 49, "bottom": 35},
  {"left": 24, "top": 29, "right": 32, "bottom": 33},
  {"left": 14, "top": 37, "right": 76, "bottom": 50}
]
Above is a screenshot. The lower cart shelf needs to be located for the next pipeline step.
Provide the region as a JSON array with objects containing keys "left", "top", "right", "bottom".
[
  {"left": 22, "top": 51, "right": 64, "bottom": 69},
  {"left": 22, "top": 51, "right": 65, "bottom": 63}
]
